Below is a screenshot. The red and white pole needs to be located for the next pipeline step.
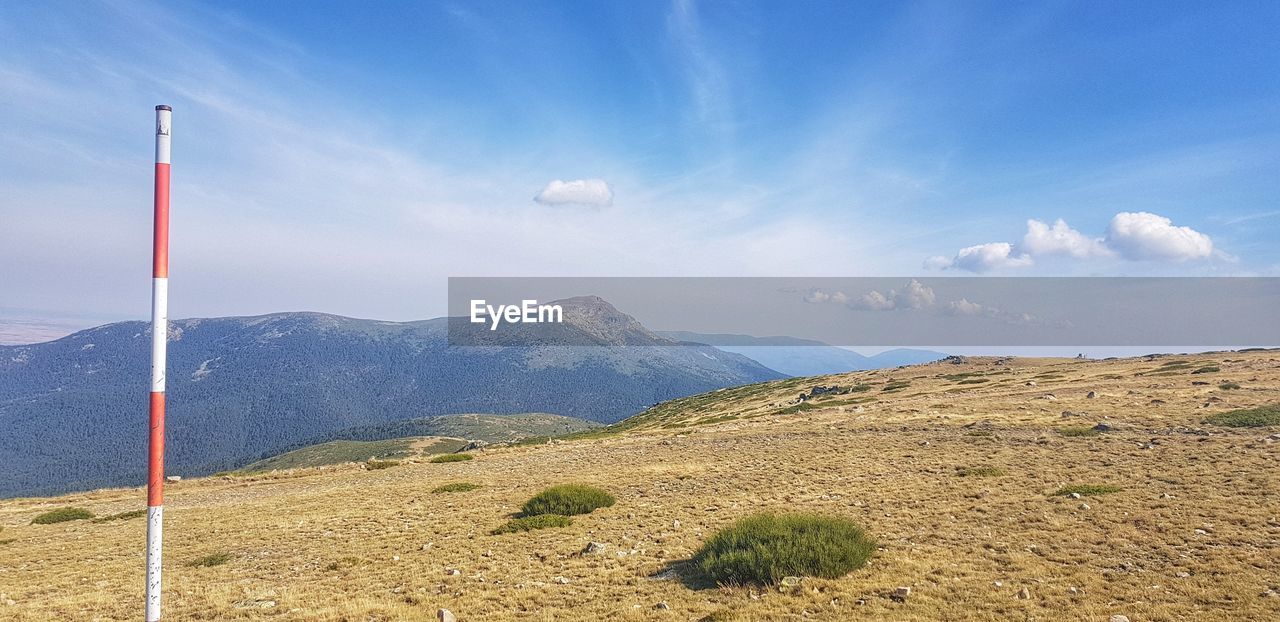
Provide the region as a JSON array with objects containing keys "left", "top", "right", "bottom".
[{"left": 146, "top": 104, "right": 171, "bottom": 622}]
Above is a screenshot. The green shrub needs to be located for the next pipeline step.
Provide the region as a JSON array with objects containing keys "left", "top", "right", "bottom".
[
  {"left": 957, "top": 466, "right": 1005, "bottom": 477},
  {"left": 693, "top": 513, "right": 875, "bottom": 585},
  {"left": 1058, "top": 426, "right": 1100, "bottom": 437},
  {"left": 882, "top": 381, "right": 910, "bottom": 392},
  {"left": 1191, "top": 366, "right": 1221, "bottom": 374},
  {"left": 1054, "top": 484, "right": 1122, "bottom": 497},
  {"left": 848, "top": 384, "right": 873, "bottom": 393},
  {"left": 957, "top": 378, "right": 989, "bottom": 385},
  {"left": 429, "top": 453, "right": 473, "bottom": 463},
  {"left": 365, "top": 459, "right": 399, "bottom": 470},
  {"left": 521, "top": 484, "right": 615, "bottom": 517},
  {"left": 31, "top": 508, "right": 94, "bottom": 525},
  {"left": 93, "top": 509, "right": 147, "bottom": 523},
  {"left": 1218, "top": 382, "right": 1241, "bottom": 390},
  {"left": 187, "top": 552, "right": 232, "bottom": 567},
  {"left": 432, "top": 482, "right": 482, "bottom": 493},
  {"left": 1204, "top": 404, "right": 1280, "bottom": 428},
  {"left": 490, "top": 514, "right": 573, "bottom": 535}
]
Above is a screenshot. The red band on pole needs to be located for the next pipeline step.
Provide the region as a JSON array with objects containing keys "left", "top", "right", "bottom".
[
  {"left": 153, "top": 163, "right": 170, "bottom": 278},
  {"left": 147, "top": 392, "right": 165, "bottom": 507}
]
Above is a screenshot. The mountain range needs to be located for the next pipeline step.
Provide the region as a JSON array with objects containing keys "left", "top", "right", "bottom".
[
  {"left": 657, "top": 331, "right": 947, "bottom": 376},
  {"left": 0, "top": 297, "right": 780, "bottom": 498}
]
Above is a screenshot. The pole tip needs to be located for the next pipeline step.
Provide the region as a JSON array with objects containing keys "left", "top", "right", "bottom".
[{"left": 155, "top": 105, "right": 172, "bottom": 111}]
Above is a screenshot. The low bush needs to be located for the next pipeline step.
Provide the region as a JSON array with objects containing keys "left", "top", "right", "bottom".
[
  {"left": 365, "top": 459, "right": 399, "bottom": 470},
  {"left": 1054, "top": 484, "right": 1122, "bottom": 497},
  {"left": 491, "top": 514, "right": 572, "bottom": 535},
  {"left": 1218, "top": 382, "right": 1241, "bottom": 390},
  {"left": 429, "top": 453, "right": 473, "bottom": 463},
  {"left": 432, "top": 482, "right": 482, "bottom": 493},
  {"left": 31, "top": 508, "right": 94, "bottom": 525},
  {"left": 692, "top": 513, "right": 875, "bottom": 585},
  {"left": 957, "top": 466, "right": 1005, "bottom": 477},
  {"left": 1191, "top": 366, "right": 1221, "bottom": 374},
  {"left": 1204, "top": 404, "right": 1280, "bottom": 428},
  {"left": 187, "top": 552, "right": 232, "bottom": 567},
  {"left": 93, "top": 509, "right": 147, "bottom": 523},
  {"left": 521, "top": 484, "right": 615, "bottom": 517},
  {"left": 1058, "top": 426, "right": 1100, "bottom": 437}
]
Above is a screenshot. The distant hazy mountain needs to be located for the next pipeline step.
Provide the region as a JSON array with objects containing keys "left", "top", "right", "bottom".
[
  {"left": 0, "top": 297, "right": 781, "bottom": 498},
  {"left": 658, "top": 331, "right": 947, "bottom": 376}
]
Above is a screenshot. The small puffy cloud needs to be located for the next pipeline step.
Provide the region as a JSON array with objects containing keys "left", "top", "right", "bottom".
[
  {"left": 944, "top": 298, "right": 984, "bottom": 316},
  {"left": 897, "top": 279, "right": 936, "bottom": 309},
  {"left": 852, "top": 290, "right": 895, "bottom": 310},
  {"left": 533, "top": 179, "right": 614, "bottom": 207},
  {"left": 951, "top": 242, "right": 1033, "bottom": 273},
  {"left": 1022, "top": 218, "right": 1111, "bottom": 259},
  {"left": 1105, "top": 211, "right": 1213, "bottom": 261},
  {"left": 849, "top": 279, "right": 936, "bottom": 311}
]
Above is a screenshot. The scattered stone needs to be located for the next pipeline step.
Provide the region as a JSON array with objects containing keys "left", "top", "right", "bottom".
[
  {"left": 583, "top": 542, "right": 608, "bottom": 555},
  {"left": 672, "top": 520, "right": 681, "bottom": 529},
  {"left": 1079, "top": 503, "right": 1091, "bottom": 510},
  {"left": 1194, "top": 528, "right": 1208, "bottom": 535},
  {"left": 438, "top": 609, "right": 457, "bottom": 622},
  {"left": 1044, "top": 394, "right": 1058, "bottom": 401},
  {"left": 1109, "top": 616, "right": 1130, "bottom": 622},
  {"left": 444, "top": 568, "right": 461, "bottom": 576},
  {"left": 553, "top": 576, "right": 570, "bottom": 584},
  {"left": 1025, "top": 381, "right": 1037, "bottom": 387},
  {"left": 1176, "top": 572, "right": 1191, "bottom": 578},
  {"left": 1061, "top": 410, "right": 1080, "bottom": 418},
  {"left": 892, "top": 586, "right": 911, "bottom": 601},
  {"left": 654, "top": 601, "right": 670, "bottom": 610},
  {"left": 1093, "top": 423, "right": 1114, "bottom": 432},
  {"left": 1086, "top": 391, "right": 1098, "bottom": 399},
  {"left": 1069, "top": 492, "right": 1082, "bottom": 500},
  {"left": 1017, "top": 586, "right": 1031, "bottom": 600},
  {"left": 461, "top": 440, "right": 488, "bottom": 451}
]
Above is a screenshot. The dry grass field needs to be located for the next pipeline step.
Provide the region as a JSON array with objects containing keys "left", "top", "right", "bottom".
[{"left": 2, "top": 352, "right": 1279, "bottom": 621}]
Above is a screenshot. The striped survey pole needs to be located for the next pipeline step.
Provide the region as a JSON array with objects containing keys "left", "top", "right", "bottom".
[{"left": 146, "top": 104, "right": 171, "bottom": 622}]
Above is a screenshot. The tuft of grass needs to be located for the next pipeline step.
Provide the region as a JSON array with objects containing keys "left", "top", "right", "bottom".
[
  {"left": 692, "top": 512, "right": 876, "bottom": 586},
  {"left": 92, "top": 509, "right": 147, "bottom": 523},
  {"left": 31, "top": 508, "right": 94, "bottom": 525},
  {"left": 365, "top": 459, "right": 399, "bottom": 470},
  {"left": 848, "top": 384, "right": 873, "bottom": 392},
  {"left": 964, "top": 430, "right": 993, "bottom": 437},
  {"left": 429, "top": 453, "right": 474, "bottom": 463},
  {"left": 1191, "top": 366, "right": 1221, "bottom": 374},
  {"left": 957, "top": 378, "right": 990, "bottom": 385},
  {"left": 957, "top": 466, "right": 1005, "bottom": 477},
  {"left": 521, "top": 484, "right": 615, "bottom": 517},
  {"left": 1218, "top": 382, "right": 1241, "bottom": 390},
  {"left": 881, "top": 381, "right": 911, "bottom": 392},
  {"left": 490, "top": 514, "right": 572, "bottom": 535},
  {"left": 1054, "top": 484, "right": 1122, "bottom": 497},
  {"left": 187, "top": 552, "right": 232, "bottom": 567},
  {"left": 1204, "top": 404, "right": 1280, "bottom": 428},
  {"left": 432, "top": 482, "right": 482, "bottom": 493},
  {"left": 1058, "top": 426, "right": 1100, "bottom": 437}
]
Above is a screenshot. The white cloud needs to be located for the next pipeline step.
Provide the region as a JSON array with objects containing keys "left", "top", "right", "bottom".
[
  {"left": 1105, "top": 211, "right": 1213, "bottom": 261},
  {"left": 944, "top": 298, "right": 984, "bottom": 316},
  {"left": 950, "top": 242, "right": 1034, "bottom": 273},
  {"left": 852, "top": 290, "right": 895, "bottom": 310},
  {"left": 533, "top": 179, "right": 614, "bottom": 207},
  {"left": 1022, "top": 218, "right": 1111, "bottom": 259},
  {"left": 927, "top": 212, "right": 1217, "bottom": 271},
  {"left": 849, "top": 279, "right": 935, "bottom": 311}
]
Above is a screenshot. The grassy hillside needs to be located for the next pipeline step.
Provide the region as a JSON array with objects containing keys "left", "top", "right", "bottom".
[
  {"left": 1, "top": 351, "right": 1278, "bottom": 621},
  {"left": 242, "top": 437, "right": 469, "bottom": 472}
]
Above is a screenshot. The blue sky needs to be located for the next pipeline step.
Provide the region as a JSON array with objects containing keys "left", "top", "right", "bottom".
[{"left": 1, "top": 0, "right": 1278, "bottom": 326}]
